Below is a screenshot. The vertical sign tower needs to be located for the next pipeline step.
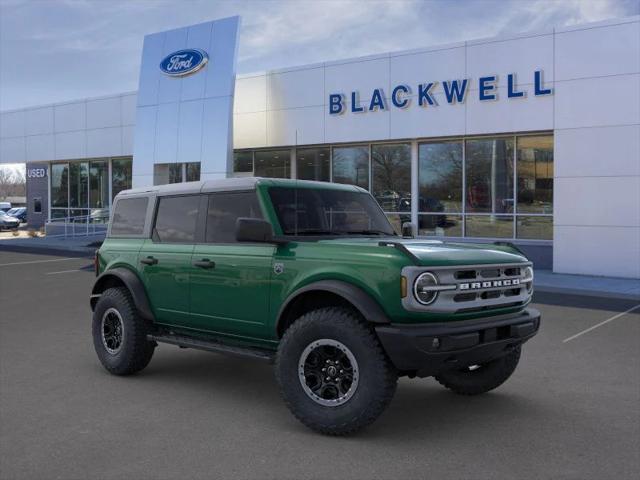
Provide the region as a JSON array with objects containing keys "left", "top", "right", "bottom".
[{"left": 132, "top": 16, "right": 240, "bottom": 187}]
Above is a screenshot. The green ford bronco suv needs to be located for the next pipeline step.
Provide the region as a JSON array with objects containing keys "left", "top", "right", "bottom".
[{"left": 91, "top": 177, "right": 540, "bottom": 435}]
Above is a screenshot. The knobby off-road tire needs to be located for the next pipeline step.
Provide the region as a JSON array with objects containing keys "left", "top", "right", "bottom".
[
  {"left": 435, "top": 347, "right": 522, "bottom": 395},
  {"left": 92, "top": 287, "right": 155, "bottom": 375},
  {"left": 275, "top": 307, "right": 398, "bottom": 435}
]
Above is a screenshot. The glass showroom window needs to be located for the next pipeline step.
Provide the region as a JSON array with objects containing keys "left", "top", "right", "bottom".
[
  {"left": 516, "top": 135, "right": 553, "bottom": 240},
  {"left": 371, "top": 144, "right": 411, "bottom": 233},
  {"left": 69, "top": 162, "right": 89, "bottom": 220},
  {"left": 254, "top": 150, "right": 291, "bottom": 178},
  {"left": 153, "top": 163, "right": 183, "bottom": 185},
  {"left": 297, "top": 147, "right": 330, "bottom": 182},
  {"left": 233, "top": 151, "right": 253, "bottom": 175},
  {"left": 111, "top": 157, "right": 132, "bottom": 199},
  {"left": 465, "top": 137, "right": 515, "bottom": 238},
  {"left": 332, "top": 146, "right": 369, "bottom": 190},
  {"left": 89, "top": 160, "right": 109, "bottom": 222},
  {"left": 418, "top": 141, "right": 463, "bottom": 237},
  {"left": 50, "top": 163, "right": 69, "bottom": 219},
  {"left": 186, "top": 162, "right": 201, "bottom": 182}
]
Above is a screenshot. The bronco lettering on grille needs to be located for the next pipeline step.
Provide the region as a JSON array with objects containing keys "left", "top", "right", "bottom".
[{"left": 459, "top": 279, "right": 520, "bottom": 290}]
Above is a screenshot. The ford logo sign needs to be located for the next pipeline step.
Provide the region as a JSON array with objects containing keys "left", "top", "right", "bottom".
[{"left": 159, "top": 49, "right": 209, "bottom": 77}]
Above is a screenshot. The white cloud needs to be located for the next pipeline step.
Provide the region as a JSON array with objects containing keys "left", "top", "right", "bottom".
[{"left": 0, "top": 0, "right": 637, "bottom": 110}]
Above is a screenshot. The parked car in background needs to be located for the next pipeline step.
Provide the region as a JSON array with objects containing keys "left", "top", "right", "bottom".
[
  {"left": 0, "top": 210, "right": 20, "bottom": 230},
  {"left": 6, "top": 207, "right": 27, "bottom": 223},
  {"left": 0, "top": 202, "right": 12, "bottom": 213}
]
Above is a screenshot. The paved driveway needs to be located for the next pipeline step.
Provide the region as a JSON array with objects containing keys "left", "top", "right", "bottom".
[{"left": 0, "top": 251, "right": 638, "bottom": 480}]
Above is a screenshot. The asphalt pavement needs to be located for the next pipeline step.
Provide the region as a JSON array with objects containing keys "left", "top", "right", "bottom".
[{"left": 0, "top": 250, "right": 638, "bottom": 480}]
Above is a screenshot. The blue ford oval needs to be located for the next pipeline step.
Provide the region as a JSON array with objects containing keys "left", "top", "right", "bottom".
[{"left": 159, "top": 49, "right": 209, "bottom": 77}]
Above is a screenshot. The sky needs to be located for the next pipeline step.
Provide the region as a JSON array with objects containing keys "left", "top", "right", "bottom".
[{"left": 1, "top": 0, "right": 639, "bottom": 113}]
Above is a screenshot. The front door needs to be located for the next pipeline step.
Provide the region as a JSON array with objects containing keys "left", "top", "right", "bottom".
[
  {"left": 189, "top": 191, "right": 274, "bottom": 339},
  {"left": 138, "top": 194, "right": 200, "bottom": 327}
]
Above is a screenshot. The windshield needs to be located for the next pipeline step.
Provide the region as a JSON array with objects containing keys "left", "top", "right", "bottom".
[{"left": 268, "top": 186, "right": 396, "bottom": 237}]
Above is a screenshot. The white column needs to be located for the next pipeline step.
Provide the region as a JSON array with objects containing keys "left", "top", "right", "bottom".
[{"left": 411, "top": 140, "right": 419, "bottom": 236}]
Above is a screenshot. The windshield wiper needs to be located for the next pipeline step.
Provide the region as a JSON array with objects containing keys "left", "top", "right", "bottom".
[
  {"left": 344, "top": 230, "right": 396, "bottom": 236},
  {"left": 289, "top": 229, "right": 342, "bottom": 236}
]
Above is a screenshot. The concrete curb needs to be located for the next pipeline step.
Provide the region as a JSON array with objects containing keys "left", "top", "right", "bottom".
[
  {"left": 534, "top": 285, "right": 640, "bottom": 302},
  {"left": 0, "top": 244, "right": 95, "bottom": 258}
]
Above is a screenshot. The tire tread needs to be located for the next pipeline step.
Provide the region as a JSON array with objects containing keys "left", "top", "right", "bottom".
[{"left": 275, "top": 307, "right": 397, "bottom": 435}]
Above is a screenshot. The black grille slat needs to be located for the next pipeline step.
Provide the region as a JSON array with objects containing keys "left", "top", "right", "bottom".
[
  {"left": 479, "top": 269, "right": 501, "bottom": 278},
  {"left": 454, "top": 293, "right": 477, "bottom": 302},
  {"left": 455, "top": 270, "right": 477, "bottom": 280}
]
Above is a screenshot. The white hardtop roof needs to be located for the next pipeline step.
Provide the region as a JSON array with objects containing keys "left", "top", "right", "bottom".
[{"left": 115, "top": 177, "right": 365, "bottom": 199}]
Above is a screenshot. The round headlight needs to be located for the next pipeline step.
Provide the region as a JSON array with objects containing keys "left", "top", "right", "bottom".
[
  {"left": 523, "top": 266, "right": 534, "bottom": 292},
  {"left": 414, "top": 272, "right": 439, "bottom": 305}
]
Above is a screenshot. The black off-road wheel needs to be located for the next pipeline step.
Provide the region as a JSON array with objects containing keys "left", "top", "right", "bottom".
[
  {"left": 435, "top": 347, "right": 522, "bottom": 395},
  {"left": 275, "top": 307, "right": 398, "bottom": 436},
  {"left": 92, "top": 287, "right": 155, "bottom": 375}
]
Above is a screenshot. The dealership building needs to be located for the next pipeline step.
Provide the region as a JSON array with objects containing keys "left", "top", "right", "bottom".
[{"left": 0, "top": 15, "right": 639, "bottom": 278}]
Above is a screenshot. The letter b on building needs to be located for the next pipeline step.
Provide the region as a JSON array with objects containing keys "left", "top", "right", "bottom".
[{"left": 329, "top": 94, "right": 344, "bottom": 115}]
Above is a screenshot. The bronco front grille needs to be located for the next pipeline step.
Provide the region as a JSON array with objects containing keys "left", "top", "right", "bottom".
[{"left": 402, "top": 263, "right": 533, "bottom": 314}]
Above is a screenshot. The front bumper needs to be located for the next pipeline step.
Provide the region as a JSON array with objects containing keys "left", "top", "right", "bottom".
[{"left": 375, "top": 308, "right": 541, "bottom": 377}]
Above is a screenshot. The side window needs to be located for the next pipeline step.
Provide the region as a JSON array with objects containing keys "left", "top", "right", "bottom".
[
  {"left": 205, "top": 192, "right": 263, "bottom": 243},
  {"left": 111, "top": 197, "right": 148, "bottom": 236},
  {"left": 153, "top": 195, "right": 200, "bottom": 243}
]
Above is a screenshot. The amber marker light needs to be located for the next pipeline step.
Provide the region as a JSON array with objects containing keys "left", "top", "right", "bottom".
[{"left": 401, "top": 276, "right": 407, "bottom": 298}]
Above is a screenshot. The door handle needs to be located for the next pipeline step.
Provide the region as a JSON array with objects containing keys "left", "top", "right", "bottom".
[
  {"left": 140, "top": 256, "right": 158, "bottom": 266},
  {"left": 193, "top": 259, "right": 215, "bottom": 269}
]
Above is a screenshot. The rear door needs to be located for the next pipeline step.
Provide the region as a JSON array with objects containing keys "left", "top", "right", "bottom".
[
  {"left": 189, "top": 191, "right": 274, "bottom": 338},
  {"left": 138, "top": 194, "right": 201, "bottom": 327}
]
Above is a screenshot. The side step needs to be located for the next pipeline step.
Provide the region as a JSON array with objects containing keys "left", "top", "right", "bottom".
[{"left": 148, "top": 332, "right": 275, "bottom": 363}]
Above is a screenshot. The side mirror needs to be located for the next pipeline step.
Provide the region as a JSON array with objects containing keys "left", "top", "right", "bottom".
[
  {"left": 236, "top": 218, "right": 280, "bottom": 243},
  {"left": 401, "top": 222, "right": 415, "bottom": 238}
]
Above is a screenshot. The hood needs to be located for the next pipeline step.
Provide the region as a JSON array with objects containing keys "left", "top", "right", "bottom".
[
  {"left": 400, "top": 240, "right": 527, "bottom": 266},
  {"left": 318, "top": 237, "right": 528, "bottom": 266}
]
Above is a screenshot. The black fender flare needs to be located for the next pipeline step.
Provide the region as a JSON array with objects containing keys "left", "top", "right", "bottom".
[
  {"left": 90, "top": 268, "right": 155, "bottom": 322},
  {"left": 276, "top": 280, "right": 391, "bottom": 334}
]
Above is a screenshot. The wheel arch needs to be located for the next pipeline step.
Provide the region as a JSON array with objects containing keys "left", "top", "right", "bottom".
[
  {"left": 276, "top": 280, "right": 390, "bottom": 337},
  {"left": 90, "top": 267, "right": 155, "bottom": 322}
]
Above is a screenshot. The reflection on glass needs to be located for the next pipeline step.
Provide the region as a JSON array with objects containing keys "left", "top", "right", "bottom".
[
  {"left": 51, "top": 163, "right": 69, "bottom": 208},
  {"left": 372, "top": 144, "right": 411, "bottom": 212},
  {"left": 332, "top": 146, "right": 369, "bottom": 189},
  {"left": 51, "top": 209, "right": 67, "bottom": 219},
  {"left": 517, "top": 136, "right": 553, "bottom": 214},
  {"left": 112, "top": 157, "right": 132, "bottom": 199},
  {"left": 516, "top": 216, "right": 552, "bottom": 240},
  {"left": 465, "top": 215, "right": 514, "bottom": 238},
  {"left": 69, "top": 162, "right": 88, "bottom": 209},
  {"left": 70, "top": 209, "right": 90, "bottom": 221},
  {"left": 386, "top": 213, "right": 411, "bottom": 235},
  {"left": 186, "top": 162, "right": 201, "bottom": 182},
  {"left": 154, "top": 163, "right": 183, "bottom": 185},
  {"left": 254, "top": 150, "right": 290, "bottom": 178},
  {"left": 418, "top": 214, "right": 462, "bottom": 237},
  {"left": 465, "top": 138, "right": 514, "bottom": 213},
  {"left": 89, "top": 161, "right": 108, "bottom": 209},
  {"left": 419, "top": 141, "right": 463, "bottom": 213},
  {"left": 234, "top": 151, "right": 253, "bottom": 173},
  {"left": 297, "top": 148, "right": 330, "bottom": 181}
]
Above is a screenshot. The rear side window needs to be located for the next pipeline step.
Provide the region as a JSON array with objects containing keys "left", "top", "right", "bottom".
[
  {"left": 110, "top": 197, "right": 148, "bottom": 236},
  {"left": 205, "top": 192, "right": 262, "bottom": 243},
  {"left": 153, "top": 195, "right": 200, "bottom": 243}
]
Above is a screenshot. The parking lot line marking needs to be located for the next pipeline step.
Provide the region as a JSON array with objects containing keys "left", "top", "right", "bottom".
[
  {"left": 46, "top": 269, "right": 88, "bottom": 275},
  {"left": 0, "top": 257, "right": 81, "bottom": 267},
  {"left": 562, "top": 304, "right": 640, "bottom": 343}
]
